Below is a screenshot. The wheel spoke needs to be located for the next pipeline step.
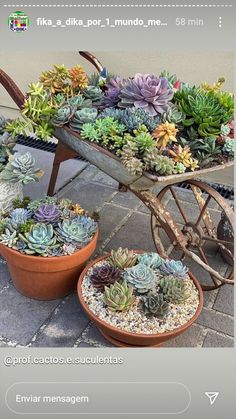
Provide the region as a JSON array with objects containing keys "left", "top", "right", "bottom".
[
  {"left": 195, "top": 194, "right": 212, "bottom": 227},
  {"left": 169, "top": 187, "right": 188, "bottom": 224},
  {"left": 202, "top": 235, "right": 233, "bottom": 247}
]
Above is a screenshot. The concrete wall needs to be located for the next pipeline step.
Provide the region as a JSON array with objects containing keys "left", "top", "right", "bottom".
[{"left": 0, "top": 51, "right": 233, "bottom": 109}]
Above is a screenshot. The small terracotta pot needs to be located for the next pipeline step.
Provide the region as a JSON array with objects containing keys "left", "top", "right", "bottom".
[
  {"left": 77, "top": 252, "right": 204, "bottom": 347},
  {"left": 0, "top": 230, "right": 98, "bottom": 300}
]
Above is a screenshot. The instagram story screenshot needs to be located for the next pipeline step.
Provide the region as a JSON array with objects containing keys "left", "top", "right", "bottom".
[{"left": 0, "top": 1, "right": 235, "bottom": 418}]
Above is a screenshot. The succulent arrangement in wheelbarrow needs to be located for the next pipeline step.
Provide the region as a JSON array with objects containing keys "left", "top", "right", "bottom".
[
  {"left": 0, "top": 115, "right": 43, "bottom": 213},
  {"left": 77, "top": 248, "right": 203, "bottom": 347},
  {"left": 5, "top": 63, "right": 234, "bottom": 178},
  {"left": 0, "top": 196, "right": 98, "bottom": 300}
]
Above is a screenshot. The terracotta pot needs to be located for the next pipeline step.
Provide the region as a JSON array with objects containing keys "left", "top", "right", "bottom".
[
  {"left": 0, "top": 230, "right": 98, "bottom": 300},
  {"left": 77, "top": 253, "right": 204, "bottom": 347}
]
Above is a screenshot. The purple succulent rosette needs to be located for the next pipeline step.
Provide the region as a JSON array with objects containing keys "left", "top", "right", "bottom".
[
  {"left": 103, "top": 77, "right": 124, "bottom": 108},
  {"left": 90, "top": 263, "right": 122, "bottom": 290},
  {"left": 34, "top": 204, "right": 61, "bottom": 224},
  {"left": 119, "top": 74, "right": 173, "bottom": 117}
]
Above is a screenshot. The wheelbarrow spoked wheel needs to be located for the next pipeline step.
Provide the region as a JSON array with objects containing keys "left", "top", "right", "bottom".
[{"left": 151, "top": 180, "right": 234, "bottom": 291}]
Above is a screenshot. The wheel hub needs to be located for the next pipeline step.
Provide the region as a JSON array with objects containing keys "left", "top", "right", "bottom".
[{"left": 182, "top": 222, "right": 204, "bottom": 247}]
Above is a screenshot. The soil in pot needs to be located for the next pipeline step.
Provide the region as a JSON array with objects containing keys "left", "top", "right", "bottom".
[{"left": 77, "top": 251, "right": 203, "bottom": 347}]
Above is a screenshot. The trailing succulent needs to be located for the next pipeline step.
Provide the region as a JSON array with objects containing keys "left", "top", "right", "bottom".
[{"left": 0, "top": 197, "right": 98, "bottom": 257}]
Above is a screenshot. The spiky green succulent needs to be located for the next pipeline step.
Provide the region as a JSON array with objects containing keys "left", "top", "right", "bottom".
[
  {"left": 12, "top": 197, "right": 31, "bottom": 209},
  {"left": 0, "top": 152, "right": 43, "bottom": 184},
  {"left": 223, "top": 138, "right": 234, "bottom": 156},
  {"left": 109, "top": 247, "right": 138, "bottom": 269},
  {"left": 83, "top": 86, "right": 104, "bottom": 104},
  {"left": 160, "top": 259, "right": 188, "bottom": 278},
  {"left": 127, "top": 125, "right": 156, "bottom": 153},
  {"left": 189, "top": 136, "right": 221, "bottom": 166},
  {"left": 124, "top": 263, "right": 156, "bottom": 294},
  {"left": 138, "top": 252, "right": 163, "bottom": 269},
  {"left": 142, "top": 293, "right": 170, "bottom": 319},
  {"left": 81, "top": 117, "right": 125, "bottom": 149},
  {"left": 174, "top": 86, "right": 234, "bottom": 137},
  {"left": 104, "top": 280, "right": 136, "bottom": 312},
  {"left": 19, "top": 223, "right": 58, "bottom": 256},
  {"left": 69, "top": 108, "right": 98, "bottom": 131},
  {"left": 159, "top": 276, "right": 190, "bottom": 304}
]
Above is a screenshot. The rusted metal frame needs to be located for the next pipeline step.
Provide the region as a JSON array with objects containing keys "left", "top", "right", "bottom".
[
  {"left": 191, "top": 185, "right": 215, "bottom": 235},
  {"left": 169, "top": 186, "right": 188, "bottom": 224},
  {"left": 79, "top": 51, "right": 104, "bottom": 73},
  {"left": 0, "top": 68, "right": 25, "bottom": 108},
  {"left": 131, "top": 188, "right": 188, "bottom": 251},
  {"left": 202, "top": 235, "right": 234, "bottom": 262},
  {"left": 195, "top": 194, "right": 212, "bottom": 228},
  {"left": 47, "top": 141, "right": 80, "bottom": 196}
]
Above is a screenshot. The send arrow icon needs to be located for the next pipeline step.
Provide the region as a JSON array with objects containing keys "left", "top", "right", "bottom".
[{"left": 205, "top": 392, "right": 219, "bottom": 405}]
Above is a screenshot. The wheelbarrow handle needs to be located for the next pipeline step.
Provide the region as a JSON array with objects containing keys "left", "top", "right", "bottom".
[
  {"left": 0, "top": 68, "right": 25, "bottom": 109},
  {"left": 79, "top": 51, "right": 104, "bottom": 74}
]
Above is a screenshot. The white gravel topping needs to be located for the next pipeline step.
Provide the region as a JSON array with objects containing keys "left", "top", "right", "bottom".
[{"left": 81, "top": 261, "right": 200, "bottom": 335}]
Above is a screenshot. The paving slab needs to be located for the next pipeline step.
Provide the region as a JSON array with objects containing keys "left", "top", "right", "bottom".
[
  {"left": 82, "top": 323, "right": 113, "bottom": 348},
  {"left": 163, "top": 324, "right": 204, "bottom": 348},
  {"left": 0, "top": 283, "right": 60, "bottom": 345},
  {"left": 96, "top": 203, "right": 129, "bottom": 250},
  {"left": 213, "top": 285, "right": 234, "bottom": 316},
  {"left": 104, "top": 212, "right": 156, "bottom": 253},
  {"left": 31, "top": 293, "right": 90, "bottom": 348},
  {"left": 0, "top": 260, "right": 10, "bottom": 290},
  {"left": 196, "top": 308, "right": 234, "bottom": 337},
  {"left": 203, "top": 331, "right": 234, "bottom": 347}
]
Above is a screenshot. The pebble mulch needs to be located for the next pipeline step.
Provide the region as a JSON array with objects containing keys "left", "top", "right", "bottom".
[{"left": 81, "top": 261, "right": 200, "bottom": 335}]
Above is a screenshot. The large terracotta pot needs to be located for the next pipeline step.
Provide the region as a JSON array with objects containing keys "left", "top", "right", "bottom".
[
  {"left": 77, "top": 253, "right": 204, "bottom": 347},
  {"left": 0, "top": 230, "right": 98, "bottom": 300},
  {"left": 0, "top": 180, "right": 23, "bottom": 213}
]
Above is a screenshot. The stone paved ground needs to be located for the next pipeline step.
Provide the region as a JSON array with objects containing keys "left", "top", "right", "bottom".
[{"left": 0, "top": 148, "right": 234, "bottom": 348}]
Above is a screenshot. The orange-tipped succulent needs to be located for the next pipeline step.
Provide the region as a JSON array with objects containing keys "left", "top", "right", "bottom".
[
  {"left": 69, "top": 65, "right": 88, "bottom": 90},
  {"left": 152, "top": 122, "right": 178, "bottom": 149},
  {"left": 168, "top": 145, "right": 192, "bottom": 167}
]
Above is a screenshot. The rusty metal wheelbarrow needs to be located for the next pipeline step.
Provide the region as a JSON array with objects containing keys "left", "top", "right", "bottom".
[{"left": 0, "top": 52, "right": 234, "bottom": 290}]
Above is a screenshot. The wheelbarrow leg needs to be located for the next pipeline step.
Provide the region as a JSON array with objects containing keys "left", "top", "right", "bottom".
[{"left": 47, "top": 141, "right": 80, "bottom": 196}]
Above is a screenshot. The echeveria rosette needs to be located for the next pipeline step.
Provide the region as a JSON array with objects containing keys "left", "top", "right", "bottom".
[
  {"left": 138, "top": 252, "right": 163, "bottom": 270},
  {"left": 103, "top": 280, "right": 136, "bottom": 312},
  {"left": 90, "top": 263, "right": 122, "bottom": 290},
  {"left": 119, "top": 74, "right": 174, "bottom": 117},
  {"left": 56, "top": 216, "right": 97, "bottom": 247},
  {"left": 102, "top": 76, "right": 124, "bottom": 108},
  {"left": 124, "top": 263, "right": 156, "bottom": 294},
  {"left": 160, "top": 259, "right": 189, "bottom": 279},
  {"left": 0, "top": 152, "right": 43, "bottom": 184},
  {"left": 9, "top": 208, "right": 31, "bottom": 229},
  {"left": 19, "top": 223, "right": 59, "bottom": 256},
  {"left": 34, "top": 204, "right": 61, "bottom": 224},
  {"left": 142, "top": 293, "right": 170, "bottom": 319}
]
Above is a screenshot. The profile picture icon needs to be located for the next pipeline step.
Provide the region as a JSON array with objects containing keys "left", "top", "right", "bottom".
[{"left": 8, "top": 11, "right": 30, "bottom": 32}]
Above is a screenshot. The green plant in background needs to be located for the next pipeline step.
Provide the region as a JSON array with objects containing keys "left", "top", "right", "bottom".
[
  {"left": 109, "top": 247, "right": 138, "bottom": 269},
  {"left": 159, "top": 276, "right": 190, "bottom": 304},
  {"left": 0, "top": 152, "right": 43, "bottom": 184},
  {"left": 69, "top": 108, "right": 98, "bottom": 131},
  {"left": 104, "top": 280, "right": 136, "bottom": 312},
  {"left": 124, "top": 263, "right": 156, "bottom": 294},
  {"left": 142, "top": 293, "right": 170, "bottom": 319},
  {"left": 12, "top": 197, "right": 31, "bottom": 209},
  {"left": 189, "top": 136, "right": 221, "bottom": 166},
  {"left": 19, "top": 223, "right": 59, "bottom": 256}
]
